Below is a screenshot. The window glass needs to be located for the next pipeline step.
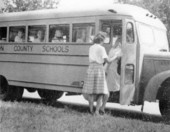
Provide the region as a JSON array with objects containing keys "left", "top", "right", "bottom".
[
  {"left": 0, "top": 27, "right": 7, "bottom": 42},
  {"left": 125, "top": 64, "right": 134, "bottom": 84},
  {"left": 154, "top": 29, "right": 169, "bottom": 51},
  {"left": 9, "top": 26, "right": 25, "bottom": 42},
  {"left": 101, "top": 24, "right": 111, "bottom": 43},
  {"left": 112, "top": 24, "right": 122, "bottom": 45},
  {"left": 138, "top": 23, "right": 154, "bottom": 46},
  {"left": 49, "top": 24, "right": 69, "bottom": 43},
  {"left": 72, "top": 23, "right": 95, "bottom": 43},
  {"left": 126, "top": 23, "right": 134, "bottom": 44},
  {"left": 28, "top": 25, "right": 46, "bottom": 42}
]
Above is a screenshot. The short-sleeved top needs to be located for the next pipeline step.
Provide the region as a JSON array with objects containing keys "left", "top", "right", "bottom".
[
  {"left": 89, "top": 44, "right": 108, "bottom": 64},
  {"left": 14, "top": 36, "right": 23, "bottom": 42}
]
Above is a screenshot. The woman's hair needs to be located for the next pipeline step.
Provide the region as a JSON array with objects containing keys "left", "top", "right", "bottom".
[{"left": 93, "top": 31, "right": 106, "bottom": 44}]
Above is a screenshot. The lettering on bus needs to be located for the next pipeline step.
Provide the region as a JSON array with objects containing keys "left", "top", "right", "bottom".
[
  {"left": 42, "top": 45, "right": 69, "bottom": 53},
  {"left": 14, "top": 45, "right": 33, "bottom": 52},
  {"left": 0, "top": 45, "right": 4, "bottom": 51}
]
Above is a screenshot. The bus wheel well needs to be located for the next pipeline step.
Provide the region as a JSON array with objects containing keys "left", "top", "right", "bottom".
[
  {"left": 157, "top": 77, "right": 170, "bottom": 100},
  {"left": 0, "top": 75, "right": 9, "bottom": 100},
  {"left": 157, "top": 77, "right": 170, "bottom": 118}
]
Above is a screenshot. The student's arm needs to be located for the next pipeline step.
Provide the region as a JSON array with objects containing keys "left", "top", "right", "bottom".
[{"left": 104, "top": 55, "right": 117, "bottom": 64}]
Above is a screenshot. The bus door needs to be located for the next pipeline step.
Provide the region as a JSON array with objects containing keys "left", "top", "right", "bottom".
[{"left": 120, "top": 19, "right": 137, "bottom": 105}]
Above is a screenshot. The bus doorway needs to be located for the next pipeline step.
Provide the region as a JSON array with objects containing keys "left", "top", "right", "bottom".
[
  {"left": 100, "top": 19, "right": 137, "bottom": 105},
  {"left": 100, "top": 20, "right": 123, "bottom": 103}
]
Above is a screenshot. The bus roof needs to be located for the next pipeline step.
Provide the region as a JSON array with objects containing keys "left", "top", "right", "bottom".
[{"left": 0, "top": 3, "right": 166, "bottom": 30}]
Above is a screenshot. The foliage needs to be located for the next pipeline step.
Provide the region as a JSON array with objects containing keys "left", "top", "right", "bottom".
[{"left": 1, "top": 0, "right": 59, "bottom": 12}]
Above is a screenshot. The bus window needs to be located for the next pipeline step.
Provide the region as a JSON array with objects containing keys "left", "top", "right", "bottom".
[
  {"left": 101, "top": 20, "right": 122, "bottom": 45},
  {"left": 126, "top": 23, "right": 134, "bottom": 44},
  {"left": 153, "top": 29, "right": 169, "bottom": 51},
  {"left": 49, "top": 24, "right": 69, "bottom": 43},
  {"left": 9, "top": 26, "right": 25, "bottom": 42},
  {"left": 0, "top": 27, "right": 7, "bottom": 42},
  {"left": 138, "top": 23, "right": 154, "bottom": 47},
  {"left": 28, "top": 25, "right": 46, "bottom": 42},
  {"left": 72, "top": 23, "right": 95, "bottom": 43},
  {"left": 113, "top": 25, "right": 122, "bottom": 45},
  {"left": 101, "top": 25, "right": 111, "bottom": 43}
]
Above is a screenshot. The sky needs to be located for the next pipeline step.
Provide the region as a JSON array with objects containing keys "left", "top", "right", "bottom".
[
  {"left": 58, "top": 0, "right": 116, "bottom": 11},
  {"left": 0, "top": 0, "right": 5, "bottom": 8},
  {"left": 0, "top": 0, "right": 119, "bottom": 10}
]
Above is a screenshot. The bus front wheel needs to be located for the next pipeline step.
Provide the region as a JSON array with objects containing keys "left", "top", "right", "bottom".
[
  {"left": 9, "top": 86, "right": 24, "bottom": 101},
  {"left": 38, "top": 89, "right": 63, "bottom": 102},
  {"left": 159, "top": 88, "right": 170, "bottom": 119},
  {"left": 0, "top": 75, "right": 11, "bottom": 100}
]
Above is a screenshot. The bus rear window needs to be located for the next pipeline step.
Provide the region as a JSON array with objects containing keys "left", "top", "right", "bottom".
[
  {"left": 72, "top": 23, "right": 95, "bottom": 43},
  {"left": 0, "top": 27, "right": 7, "bottom": 42}
]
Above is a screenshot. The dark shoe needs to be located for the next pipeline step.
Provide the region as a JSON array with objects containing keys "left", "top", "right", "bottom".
[
  {"left": 88, "top": 109, "right": 94, "bottom": 115},
  {"left": 99, "top": 109, "right": 105, "bottom": 115}
]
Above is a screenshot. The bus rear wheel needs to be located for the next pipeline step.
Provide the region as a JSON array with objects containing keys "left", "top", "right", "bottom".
[
  {"left": 38, "top": 89, "right": 63, "bottom": 102},
  {"left": 159, "top": 88, "right": 170, "bottom": 119}
]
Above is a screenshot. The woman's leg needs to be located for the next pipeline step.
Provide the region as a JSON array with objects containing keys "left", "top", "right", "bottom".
[
  {"left": 100, "top": 93, "right": 109, "bottom": 112},
  {"left": 83, "top": 94, "right": 94, "bottom": 113},
  {"left": 95, "top": 94, "right": 103, "bottom": 115}
]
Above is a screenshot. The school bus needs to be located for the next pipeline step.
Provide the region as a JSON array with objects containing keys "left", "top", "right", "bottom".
[{"left": 0, "top": 3, "right": 170, "bottom": 117}]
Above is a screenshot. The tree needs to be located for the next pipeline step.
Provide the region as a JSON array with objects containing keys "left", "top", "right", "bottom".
[{"left": 1, "top": 0, "right": 59, "bottom": 12}]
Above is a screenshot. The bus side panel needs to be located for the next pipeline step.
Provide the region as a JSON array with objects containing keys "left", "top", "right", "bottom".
[{"left": 0, "top": 43, "right": 90, "bottom": 93}]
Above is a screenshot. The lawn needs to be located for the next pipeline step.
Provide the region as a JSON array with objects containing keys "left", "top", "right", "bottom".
[{"left": 0, "top": 100, "right": 170, "bottom": 132}]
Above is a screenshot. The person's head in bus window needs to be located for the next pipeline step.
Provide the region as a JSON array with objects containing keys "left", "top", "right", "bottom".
[
  {"left": 52, "top": 29, "right": 64, "bottom": 43},
  {"left": 76, "top": 30, "right": 86, "bottom": 43},
  {"left": 112, "top": 27, "right": 122, "bottom": 46},
  {"left": 15, "top": 30, "right": 24, "bottom": 42},
  {"left": 102, "top": 27, "right": 110, "bottom": 43},
  {"left": 34, "top": 30, "right": 44, "bottom": 43}
]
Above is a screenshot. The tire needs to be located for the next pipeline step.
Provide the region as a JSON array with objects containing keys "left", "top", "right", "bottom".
[
  {"left": 159, "top": 88, "right": 170, "bottom": 119},
  {"left": 0, "top": 75, "right": 11, "bottom": 100},
  {"left": 9, "top": 86, "right": 24, "bottom": 101},
  {"left": 26, "top": 88, "right": 36, "bottom": 93},
  {"left": 38, "top": 89, "right": 63, "bottom": 102}
]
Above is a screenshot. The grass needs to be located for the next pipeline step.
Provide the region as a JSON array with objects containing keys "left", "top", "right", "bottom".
[{"left": 0, "top": 100, "right": 170, "bottom": 132}]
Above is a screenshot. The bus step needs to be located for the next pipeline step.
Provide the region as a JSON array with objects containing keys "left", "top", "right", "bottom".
[{"left": 65, "top": 92, "right": 81, "bottom": 96}]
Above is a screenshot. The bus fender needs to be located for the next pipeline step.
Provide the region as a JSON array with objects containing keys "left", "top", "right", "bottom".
[{"left": 143, "top": 70, "right": 170, "bottom": 102}]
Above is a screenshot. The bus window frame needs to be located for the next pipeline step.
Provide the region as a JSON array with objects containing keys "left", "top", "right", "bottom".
[
  {"left": 99, "top": 18, "right": 123, "bottom": 45},
  {"left": 0, "top": 26, "right": 8, "bottom": 43},
  {"left": 126, "top": 22, "right": 135, "bottom": 44},
  {"left": 72, "top": 22, "right": 95, "bottom": 43},
  {"left": 28, "top": 24, "right": 47, "bottom": 43},
  {"left": 9, "top": 25, "right": 26, "bottom": 43},
  {"left": 49, "top": 23, "right": 70, "bottom": 43}
]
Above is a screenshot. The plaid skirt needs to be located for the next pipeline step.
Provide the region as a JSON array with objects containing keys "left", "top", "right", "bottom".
[{"left": 82, "top": 63, "right": 109, "bottom": 94}]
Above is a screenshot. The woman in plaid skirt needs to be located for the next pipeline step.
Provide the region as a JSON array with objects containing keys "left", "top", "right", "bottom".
[{"left": 82, "top": 31, "right": 117, "bottom": 115}]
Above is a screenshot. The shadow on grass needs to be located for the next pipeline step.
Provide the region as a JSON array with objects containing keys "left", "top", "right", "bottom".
[{"left": 20, "top": 97, "right": 170, "bottom": 125}]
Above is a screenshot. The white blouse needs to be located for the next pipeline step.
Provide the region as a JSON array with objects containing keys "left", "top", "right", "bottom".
[{"left": 89, "top": 44, "right": 108, "bottom": 64}]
